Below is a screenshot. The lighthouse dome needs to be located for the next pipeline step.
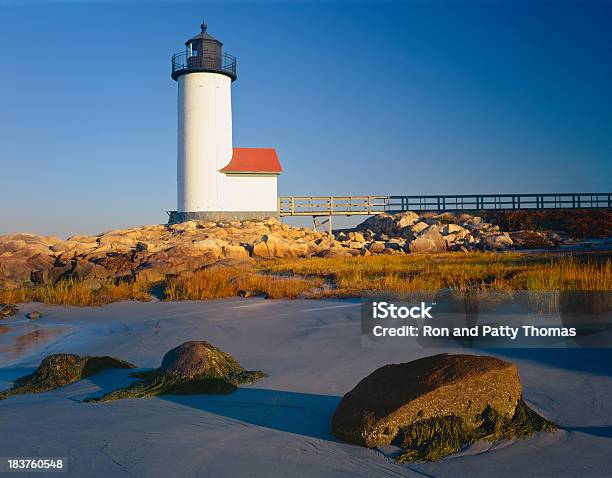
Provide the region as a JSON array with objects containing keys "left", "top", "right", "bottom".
[
  {"left": 186, "top": 20, "right": 223, "bottom": 46},
  {"left": 171, "top": 19, "right": 237, "bottom": 82}
]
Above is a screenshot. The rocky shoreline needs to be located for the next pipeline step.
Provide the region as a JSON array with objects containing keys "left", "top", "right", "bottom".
[{"left": 0, "top": 211, "right": 597, "bottom": 290}]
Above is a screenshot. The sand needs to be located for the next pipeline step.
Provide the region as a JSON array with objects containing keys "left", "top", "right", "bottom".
[{"left": 0, "top": 298, "right": 611, "bottom": 477}]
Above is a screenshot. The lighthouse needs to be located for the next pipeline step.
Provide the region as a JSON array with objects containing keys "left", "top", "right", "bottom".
[{"left": 168, "top": 20, "right": 282, "bottom": 224}]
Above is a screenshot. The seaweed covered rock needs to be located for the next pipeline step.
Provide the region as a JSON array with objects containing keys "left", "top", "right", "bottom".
[
  {"left": 331, "top": 353, "right": 554, "bottom": 461},
  {"left": 88, "top": 341, "right": 267, "bottom": 402},
  {"left": 0, "top": 304, "right": 19, "bottom": 319},
  {"left": 0, "top": 354, "right": 135, "bottom": 400}
]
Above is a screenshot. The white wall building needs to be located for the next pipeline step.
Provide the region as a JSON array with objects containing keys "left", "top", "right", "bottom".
[{"left": 169, "top": 20, "right": 282, "bottom": 223}]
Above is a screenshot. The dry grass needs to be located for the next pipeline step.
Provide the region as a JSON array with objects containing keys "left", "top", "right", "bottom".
[
  {"left": 1, "top": 252, "right": 610, "bottom": 306},
  {"left": 516, "top": 256, "right": 612, "bottom": 291},
  {"left": 0, "top": 279, "right": 151, "bottom": 306},
  {"left": 164, "top": 265, "right": 324, "bottom": 300},
  {"left": 256, "top": 252, "right": 612, "bottom": 294}
]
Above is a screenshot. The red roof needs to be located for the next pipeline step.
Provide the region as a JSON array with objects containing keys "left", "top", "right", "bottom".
[{"left": 220, "top": 148, "right": 282, "bottom": 174}]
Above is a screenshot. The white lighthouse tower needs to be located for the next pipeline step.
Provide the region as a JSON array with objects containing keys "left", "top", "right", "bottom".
[{"left": 169, "top": 20, "right": 282, "bottom": 223}]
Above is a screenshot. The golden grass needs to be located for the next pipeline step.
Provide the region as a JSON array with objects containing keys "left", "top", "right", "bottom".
[
  {"left": 516, "top": 257, "right": 612, "bottom": 291},
  {"left": 256, "top": 252, "right": 612, "bottom": 294},
  {"left": 0, "top": 279, "right": 151, "bottom": 306},
  {"left": 164, "top": 266, "right": 324, "bottom": 300},
  {"left": 1, "top": 252, "right": 609, "bottom": 306}
]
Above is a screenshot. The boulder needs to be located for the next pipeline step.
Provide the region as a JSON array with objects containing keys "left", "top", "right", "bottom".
[
  {"left": 26, "top": 311, "right": 42, "bottom": 320},
  {"left": 384, "top": 242, "right": 403, "bottom": 251},
  {"left": 169, "top": 221, "right": 199, "bottom": 233},
  {"left": 359, "top": 213, "right": 396, "bottom": 237},
  {"left": 368, "top": 242, "right": 386, "bottom": 254},
  {"left": 482, "top": 234, "right": 513, "bottom": 250},
  {"left": 0, "top": 304, "right": 19, "bottom": 319},
  {"left": 408, "top": 228, "right": 447, "bottom": 253},
  {"left": 253, "top": 236, "right": 308, "bottom": 258},
  {"left": 462, "top": 217, "right": 486, "bottom": 230},
  {"left": 181, "top": 239, "right": 225, "bottom": 259},
  {"left": 0, "top": 258, "right": 32, "bottom": 283},
  {"left": 348, "top": 231, "right": 366, "bottom": 243},
  {"left": 335, "top": 232, "right": 349, "bottom": 242},
  {"left": 441, "top": 224, "right": 467, "bottom": 235},
  {"left": 252, "top": 239, "right": 272, "bottom": 258},
  {"left": 70, "top": 261, "right": 114, "bottom": 281},
  {"left": 314, "top": 237, "right": 332, "bottom": 248},
  {"left": 89, "top": 341, "right": 266, "bottom": 402},
  {"left": 382, "top": 247, "right": 400, "bottom": 255},
  {"left": 134, "top": 265, "right": 167, "bottom": 283},
  {"left": 395, "top": 211, "right": 420, "bottom": 229},
  {"left": 222, "top": 244, "right": 249, "bottom": 259},
  {"left": 0, "top": 239, "right": 27, "bottom": 253},
  {"left": 443, "top": 233, "right": 458, "bottom": 245},
  {"left": 331, "top": 353, "right": 554, "bottom": 461},
  {"left": 0, "top": 354, "right": 135, "bottom": 400},
  {"left": 56, "top": 241, "right": 99, "bottom": 260},
  {"left": 98, "top": 234, "right": 138, "bottom": 249},
  {"left": 410, "top": 222, "right": 429, "bottom": 235},
  {"left": 319, "top": 247, "right": 355, "bottom": 258},
  {"left": 332, "top": 354, "right": 522, "bottom": 447}
]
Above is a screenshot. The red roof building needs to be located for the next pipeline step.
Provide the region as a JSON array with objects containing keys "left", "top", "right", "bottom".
[{"left": 220, "top": 148, "right": 282, "bottom": 174}]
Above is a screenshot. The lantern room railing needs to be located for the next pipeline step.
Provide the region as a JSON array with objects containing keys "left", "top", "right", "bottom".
[{"left": 171, "top": 51, "right": 237, "bottom": 81}]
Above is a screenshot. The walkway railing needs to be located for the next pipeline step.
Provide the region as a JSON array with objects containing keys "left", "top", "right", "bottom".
[
  {"left": 278, "top": 196, "right": 389, "bottom": 216},
  {"left": 279, "top": 193, "right": 611, "bottom": 217},
  {"left": 171, "top": 51, "right": 237, "bottom": 81}
]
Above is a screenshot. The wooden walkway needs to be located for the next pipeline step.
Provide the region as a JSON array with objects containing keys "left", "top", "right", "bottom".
[
  {"left": 278, "top": 193, "right": 611, "bottom": 232},
  {"left": 279, "top": 193, "right": 611, "bottom": 216}
]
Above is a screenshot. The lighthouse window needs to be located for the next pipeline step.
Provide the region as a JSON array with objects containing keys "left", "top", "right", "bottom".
[{"left": 187, "top": 44, "right": 198, "bottom": 57}]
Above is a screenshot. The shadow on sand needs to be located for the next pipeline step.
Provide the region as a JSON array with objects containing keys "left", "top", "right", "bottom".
[
  {"left": 488, "top": 348, "right": 612, "bottom": 378},
  {"left": 565, "top": 426, "right": 612, "bottom": 439},
  {"left": 86, "top": 374, "right": 336, "bottom": 441},
  {"left": 81, "top": 370, "right": 341, "bottom": 440},
  {"left": 160, "top": 388, "right": 341, "bottom": 440}
]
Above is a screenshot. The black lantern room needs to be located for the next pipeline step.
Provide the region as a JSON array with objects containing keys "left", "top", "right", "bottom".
[{"left": 171, "top": 20, "right": 237, "bottom": 82}]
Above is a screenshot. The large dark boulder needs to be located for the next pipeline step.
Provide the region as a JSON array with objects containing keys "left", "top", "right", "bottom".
[{"left": 331, "top": 353, "right": 554, "bottom": 460}]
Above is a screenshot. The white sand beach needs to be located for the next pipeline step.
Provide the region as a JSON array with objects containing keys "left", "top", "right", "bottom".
[{"left": 1, "top": 298, "right": 611, "bottom": 477}]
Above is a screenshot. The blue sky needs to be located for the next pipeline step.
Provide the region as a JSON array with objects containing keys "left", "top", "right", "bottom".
[{"left": 1, "top": 1, "right": 611, "bottom": 237}]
